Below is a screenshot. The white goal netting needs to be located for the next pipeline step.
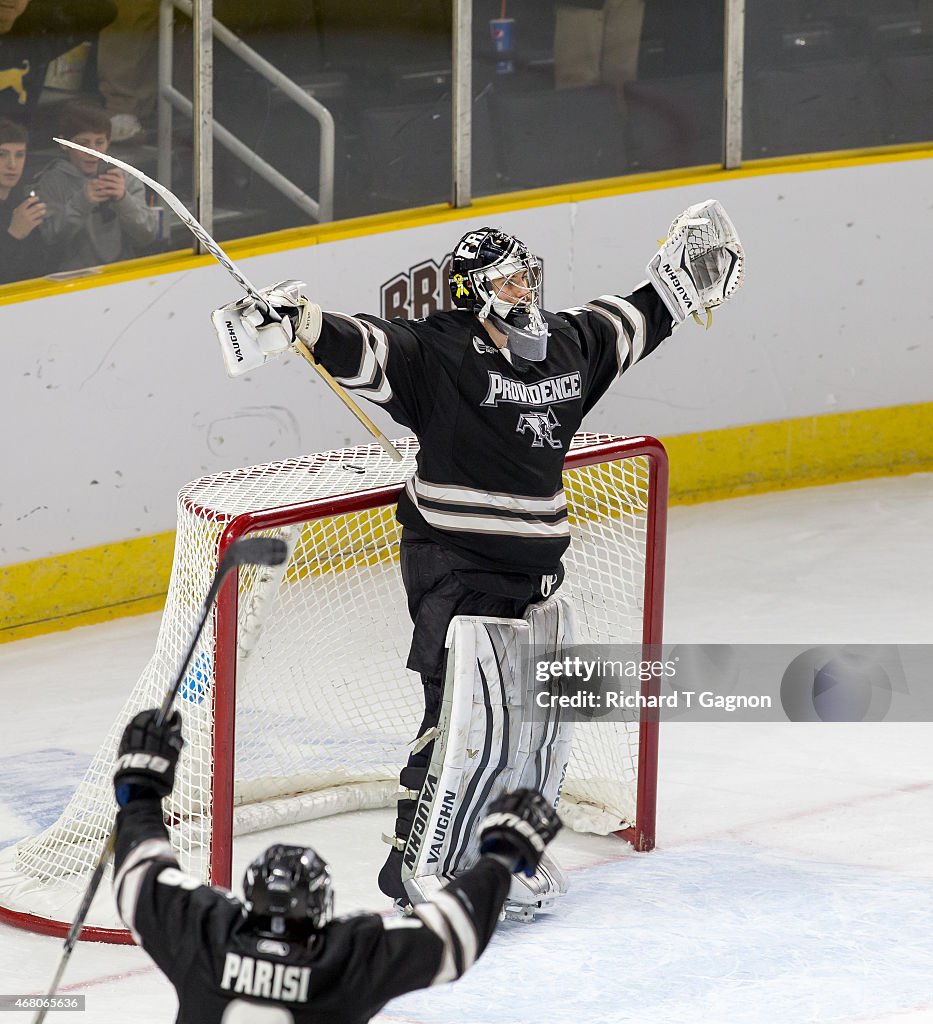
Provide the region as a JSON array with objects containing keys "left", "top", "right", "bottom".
[{"left": 0, "top": 433, "right": 664, "bottom": 938}]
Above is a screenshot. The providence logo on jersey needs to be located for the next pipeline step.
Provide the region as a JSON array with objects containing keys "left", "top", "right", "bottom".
[
  {"left": 481, "top": 370, "right": 582, "bottom": 407},
  {"left": 517, "top": 408, "right": 561, "bottom": 448}
]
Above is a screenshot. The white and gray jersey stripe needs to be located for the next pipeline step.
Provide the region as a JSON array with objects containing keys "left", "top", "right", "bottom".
[
  {"left": 404, "top": 473, "right": 570, "bottom": 540},
  {"left": 412, "top": 889, "right": 481, "bottom": 984},
  {"left": 561, "top": 293, "right": 648, "bottom": 374},
  {"left": 326, "top": 313, "right": 393, "bottom": 404},
  {"left": 114, "top": 836, "right": 175, "bottom": 942}
]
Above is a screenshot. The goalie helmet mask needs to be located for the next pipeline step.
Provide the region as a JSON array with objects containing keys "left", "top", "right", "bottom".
[
  {"left": 448, "top": 227, "right": 549, "bottom": 361},
  {"left": 243, "top": 844, "right": 334, "bottom": 940}
]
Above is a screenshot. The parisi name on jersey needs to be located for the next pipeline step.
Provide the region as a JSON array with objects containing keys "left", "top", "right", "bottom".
[
  {"left": 308, "top": 286, "right": 673, "bottom": 572},
  {"left": 220, "top": 951, "right": 311, "bottom": 1001}
]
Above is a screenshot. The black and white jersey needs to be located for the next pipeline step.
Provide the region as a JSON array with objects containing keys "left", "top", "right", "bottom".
[
  {"left": 113, "top": 798, "right": 511, "bottom": 1024},
  {"left": 311, "top": 284, "right": 673, "bottom": 572}
]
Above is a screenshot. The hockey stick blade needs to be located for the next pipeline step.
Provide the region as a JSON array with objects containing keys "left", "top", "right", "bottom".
[
  {"left": 33, "top": 536, "right": 290, "bottom": 1022},
  {"left": 227, "top": 536, "right": 289, "bottom": 569},
  {"left": 53, "top": 138, "right": 278, "bottom": 319},
  {"left": 160, "top": 536, "right": 289, "bottom": 720}
]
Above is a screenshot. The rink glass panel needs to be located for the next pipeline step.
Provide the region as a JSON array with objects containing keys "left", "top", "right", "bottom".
[
  {"left": 743, "top": 1, "right": 933, "bottom": 160},
  {"left": 1, "top": 2, "right": 929, "bottom": 286}
]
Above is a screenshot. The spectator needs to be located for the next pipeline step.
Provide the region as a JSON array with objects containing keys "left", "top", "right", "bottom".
[
  {"left": 0, "top": 0, "right": 116, "bottom": 129},
  {"left": 554, "top": 0, "right": 645, "bottom": 100},
  {"left": 37, "top": 100, "right": 159, "bottom": 272},
  {"left": 0, "top": 116, "right": 48, "bottom": 284},
  {"left": 96, "top": 0, "right": 158, "bottom": 143}
]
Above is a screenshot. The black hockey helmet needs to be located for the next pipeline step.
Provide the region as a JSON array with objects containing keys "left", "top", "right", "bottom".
[
  {"left": 243, "top": 844, "right": 334, "bottom": 940},
  {"left": 448, "top": 226, "right": 549, "bottom": 361}
]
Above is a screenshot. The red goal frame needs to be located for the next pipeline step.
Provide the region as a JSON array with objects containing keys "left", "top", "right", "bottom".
[
  {"left": 210, "top": 435, "right": 668, "bottom": 888},
  {"left": 0, "top": 435, "right": 666, "bottom": 943}
]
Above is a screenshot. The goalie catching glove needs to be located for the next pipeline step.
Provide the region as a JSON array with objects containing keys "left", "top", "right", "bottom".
[
  {"left": 113, "top": 708, "right": 184, "bottom": 807},
  {"left": 479, "top": 789, "right": 562, "bottom": 878},
  {"left": 211, "top": 280, "right": 323, "bottom": 378},
  {"left": 647, "top": 199, "right": 745, "bottom": 328}
]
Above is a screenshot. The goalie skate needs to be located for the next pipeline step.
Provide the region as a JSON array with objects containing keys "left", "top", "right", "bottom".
[{"left": 503, "top": 850, "right": 569, "bottom": 922}]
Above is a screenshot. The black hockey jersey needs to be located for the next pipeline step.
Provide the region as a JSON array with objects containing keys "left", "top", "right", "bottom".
[
  {"left": 113, "top": 798, "right": 511, "bottom": 1024},
  {"left": 312, "top": 284, "right": 673, "bottom": 572}
]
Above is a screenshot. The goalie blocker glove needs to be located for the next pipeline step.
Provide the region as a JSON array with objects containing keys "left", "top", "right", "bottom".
[
  {"left": 212, "top": 280, "right": 323, "bottom": 378},
  {"left": 479, "top": 789, "right": 562, "bottom": 877},
  {"left": 114, "top": 708, "right": 184, "bottom": 807},
  {"left": 646, "top": 199, "right": 745, "bottom": 327}
]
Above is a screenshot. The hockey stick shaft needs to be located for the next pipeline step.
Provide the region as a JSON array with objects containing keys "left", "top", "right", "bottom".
[
  {"left": 291, "top": 340, "right": 402, "bottom": 462},
  {"left": 54, "top": 140, "right": 403, "bottom": 463},
  {"left": 33, "top": 537, "right": 288, "bottom": 1023}
]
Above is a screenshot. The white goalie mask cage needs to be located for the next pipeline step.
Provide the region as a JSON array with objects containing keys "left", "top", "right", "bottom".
[{"left": 448, "top": 227, "right": 548, "bottom": 360}]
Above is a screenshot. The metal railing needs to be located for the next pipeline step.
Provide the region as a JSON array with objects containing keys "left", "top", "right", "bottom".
[{"left": 157, "top": 0, "right": 334, "bottom": 235}]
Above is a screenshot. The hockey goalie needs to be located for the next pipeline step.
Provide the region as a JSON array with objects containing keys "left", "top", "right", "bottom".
[{"left": 211, "top": 203, "right": 745, "bottom": 915}]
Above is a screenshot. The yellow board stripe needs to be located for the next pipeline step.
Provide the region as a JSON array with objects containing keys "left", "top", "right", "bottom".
[
  {"left": 2, "top": 401, "right": 931, "bottom": 643},
  {"left": 664, "top": 402, "right": 933, "bottom": 505},
  {"left": 1, "top": 532, "right": 176, "bottom": 642}
]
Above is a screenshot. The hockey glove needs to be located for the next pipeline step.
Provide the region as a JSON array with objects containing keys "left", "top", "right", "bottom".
[
  {"left": 114, "top": 708, "right": 184, "bottom": 807},
  {"left": 646, "top": 199, "right": 745, "bottom": 328},
  {"left": 479, "top": 789, "right": 562, "bottom": 877},
  {"left": 211, "top": 280, "right": 322, "bottom": 378}
]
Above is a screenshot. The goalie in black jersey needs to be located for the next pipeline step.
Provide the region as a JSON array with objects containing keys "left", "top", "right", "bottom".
[
  {"left": 212, "top": 204, "right": 745, "bottom": 906},
  {"left": 113, "top": 708, "right": 561, "bottom": 1024}
]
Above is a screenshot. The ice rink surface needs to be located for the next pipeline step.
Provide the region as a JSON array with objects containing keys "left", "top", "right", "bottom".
[{"left": 1, "top": 473, "right": 931, "bottom": 1023}]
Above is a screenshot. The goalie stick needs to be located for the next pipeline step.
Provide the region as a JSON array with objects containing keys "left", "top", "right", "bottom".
[
  {"left": 33, "top": 536, "right": 289, "bottom": 1024},
  {"left": 53, "top": 139, "right": 403, "bottom": 464}
]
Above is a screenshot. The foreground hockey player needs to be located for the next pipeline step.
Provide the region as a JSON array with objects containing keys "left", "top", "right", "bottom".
[
  {"left": 212, "top": 202, "right": 745, "bottom": 906},
  {"left": 113, "top": 708, "right": 562, "bottom": 1023}
]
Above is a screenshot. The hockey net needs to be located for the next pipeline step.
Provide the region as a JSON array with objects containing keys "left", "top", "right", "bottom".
[{"left": 0, "top": 432, "right": 666, "bottom": 942}]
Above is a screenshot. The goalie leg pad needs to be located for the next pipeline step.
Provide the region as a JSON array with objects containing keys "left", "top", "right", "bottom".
[{"left": 401, "top": 597, "right": 576, "bottom": 913}]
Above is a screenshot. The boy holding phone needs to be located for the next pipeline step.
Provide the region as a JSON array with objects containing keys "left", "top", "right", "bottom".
[
  {"left": 37, "top": 101, "right": 159, "bottom": 272},
  {"left": 0, "top": 116, "right": 47, "bottom": 284}
]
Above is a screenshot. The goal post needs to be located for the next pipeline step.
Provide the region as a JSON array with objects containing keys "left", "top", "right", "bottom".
[{"left": 0, "top": 432, "right": 667, "bottom": 942}]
